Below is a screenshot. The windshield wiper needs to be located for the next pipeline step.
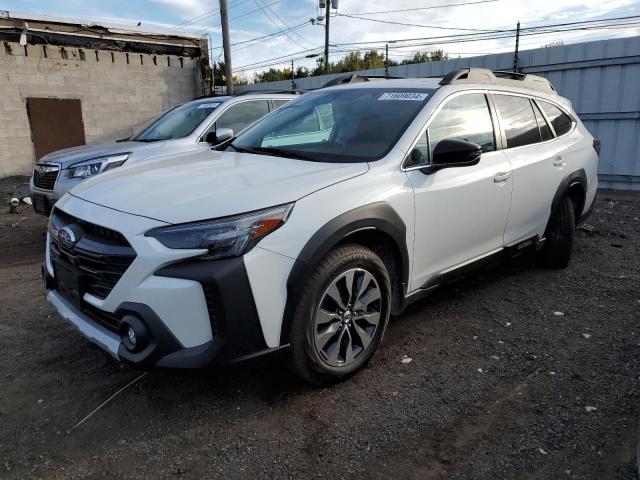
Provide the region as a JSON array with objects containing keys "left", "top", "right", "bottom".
[
  {"left": 229, "top": 145, "right": 320, "bottom": 162},
  {"left": 132, "top": 138, "right": 163, "bottom": 143}
]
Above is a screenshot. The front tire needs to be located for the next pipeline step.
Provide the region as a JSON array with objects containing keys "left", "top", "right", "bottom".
[
  {"left": 541, "top": 195, "right": 576, "bottom": 269},
  {"left": 288, "top": 244, "right": 391, "bottom": 385}
]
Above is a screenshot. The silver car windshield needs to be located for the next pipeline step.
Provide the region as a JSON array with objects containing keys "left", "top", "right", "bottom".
[
  {"left": 131, "top": 101, "right": 221, "bottom": 142},
  {"left": 229, "top": 88, "right": 434, "bottom": 163}
]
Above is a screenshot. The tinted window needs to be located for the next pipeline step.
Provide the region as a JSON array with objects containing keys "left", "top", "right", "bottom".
[
  {"left": 132, "top": 101, "right": 220, "bottom": 141},
  {"left": 273, "top": 100, "right": 290, "bottom": 109},
  {"left": 539, "top": 100, "right": 573, "bottom": 136},
  {"left": 533, "top": 102, "right": 554, "bottom": 141},
  {"left": 493, "top": 95, "right": 541, "bottom": 148},
  {"left": 232, "top": 88, "right": 434, "bottom": 163},
  {"left": 216, "top": 100, "right": 270, "bottom": 133},
  {"left": 427, "top": 93, "right": 496, "bottom": 157}
]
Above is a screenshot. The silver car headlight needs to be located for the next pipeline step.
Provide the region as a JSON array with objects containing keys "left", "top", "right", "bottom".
[
  {"left": 68, "top": 153, "right": 130, "bottom": 178},
  {"left": 145, "top": 203, "right": 294, "bottom": 259}
]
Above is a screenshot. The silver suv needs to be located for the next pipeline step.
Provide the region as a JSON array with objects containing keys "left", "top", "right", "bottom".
[{"left": 30, "top": 92, "right": 297, "bottom": 215}]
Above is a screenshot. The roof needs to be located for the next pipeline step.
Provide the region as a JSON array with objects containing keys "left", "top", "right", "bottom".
[{"left": 0, "top": 11, "right": 206, "bottom": 40}]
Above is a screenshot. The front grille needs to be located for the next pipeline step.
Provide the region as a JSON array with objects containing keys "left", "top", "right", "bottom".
[
  {"left": 33, "top": 164, "right": 60, "bottom": 190},
  {"left": 50, "top": 209, "right": 136, "bottom": 300}
]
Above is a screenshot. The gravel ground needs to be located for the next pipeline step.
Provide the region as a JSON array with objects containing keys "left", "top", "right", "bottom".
[{"left": 0, "top": 176, "right": 639, "bottom": 479}]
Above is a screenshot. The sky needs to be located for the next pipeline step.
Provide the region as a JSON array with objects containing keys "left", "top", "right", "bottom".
[{"left": 2, "top": 0, "right": 640, "bottom": 80}]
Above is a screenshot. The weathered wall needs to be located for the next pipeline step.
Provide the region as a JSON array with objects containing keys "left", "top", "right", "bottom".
[
  {"left": 241, "top": 36, "right": 640, "bottom": 190},
  {"left": 0, "top": 42, "right": 199, "bottom": 177}
]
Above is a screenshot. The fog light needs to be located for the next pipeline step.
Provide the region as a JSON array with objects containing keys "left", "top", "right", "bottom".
[
  {"left": 119, "top": 314, "right": 149, "bottom": 353},
  {"left": 127, "top": 327, "right": 137, "bottom": 347}
]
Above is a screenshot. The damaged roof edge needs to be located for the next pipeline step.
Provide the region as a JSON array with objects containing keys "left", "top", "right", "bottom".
[
  {"left": 0, "top": 29, "right": 203, "bottom": 57},
  {"left": 0, "top": 10, "right": 208, "bottom": 41}
]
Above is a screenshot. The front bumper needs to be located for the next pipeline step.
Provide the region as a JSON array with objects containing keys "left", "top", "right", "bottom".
[
  {"left": 43, "top": 254, "right": 269, "bottom": 369},
  {"left": 30, "top": 172, "right": 83, "bottom": 216},
  {"left": 43, "top": 196, "right": 273, "bottom": 369}
]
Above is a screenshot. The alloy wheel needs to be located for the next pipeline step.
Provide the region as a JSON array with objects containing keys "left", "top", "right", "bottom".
[{"left": 312, "top": 268, "right": 382, "bottom": 367}]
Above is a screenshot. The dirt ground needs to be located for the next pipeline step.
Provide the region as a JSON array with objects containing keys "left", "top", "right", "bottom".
[{"left": 1, "top": 175, "right": 639, "bottom": 480}]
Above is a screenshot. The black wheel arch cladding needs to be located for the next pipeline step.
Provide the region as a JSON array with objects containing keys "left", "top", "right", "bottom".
[
  {"left": 279, "top": 201, "right": 408, "bottom": 346},
  {"left": 547, "top": 168, "right": 587, "bottom": 231}
]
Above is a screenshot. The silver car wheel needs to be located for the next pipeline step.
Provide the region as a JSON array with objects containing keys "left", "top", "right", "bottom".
[{"left": 312, "top": 268, "right": 382, "bottom": 368}]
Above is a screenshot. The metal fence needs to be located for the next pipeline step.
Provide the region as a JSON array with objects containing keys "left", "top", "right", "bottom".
[{"left": 238, "top": 36, "right": 640, "bottom": 190}]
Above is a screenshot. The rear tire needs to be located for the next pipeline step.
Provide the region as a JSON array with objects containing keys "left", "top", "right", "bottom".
[
  {"left": 541, "top": 195, "right": 575, "bottom": 269},
  {"left": 288, "top": 244, "right": 391, "bottom": 385}
]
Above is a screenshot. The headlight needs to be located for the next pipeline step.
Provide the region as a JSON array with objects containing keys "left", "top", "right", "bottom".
[
  {"left": 69, "top": 153, "right": 130, "bottom": 178},
  {"left": 145, "top": 203, "right": 294, "bottom": 259}
]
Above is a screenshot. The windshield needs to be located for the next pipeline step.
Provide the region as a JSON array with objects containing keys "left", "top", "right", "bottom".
[
  {"left": 132, "top": 101, "right": 221, "bottom": 141},
  {"left": 230, "top": 88, "right": 433, "bottom": 162}
]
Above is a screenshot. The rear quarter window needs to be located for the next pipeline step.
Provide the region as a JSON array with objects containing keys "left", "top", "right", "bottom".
[{"left": 538, "top": 100, "right": 574, "bottom": 136}]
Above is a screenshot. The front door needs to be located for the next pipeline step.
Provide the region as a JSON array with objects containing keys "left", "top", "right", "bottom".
[{"left": 405, "top": 92, "right": 512, "bottom": 291}]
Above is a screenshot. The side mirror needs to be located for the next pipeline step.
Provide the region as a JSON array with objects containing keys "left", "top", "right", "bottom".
[
  {"left": 420, "top": 139, "right": 482, "bottom": 174},
  {"left": 205, "top": 128, "right": 234, "bottom": 145}
]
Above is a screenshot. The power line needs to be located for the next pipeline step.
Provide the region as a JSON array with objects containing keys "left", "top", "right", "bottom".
[
  {"left": 341, "top": 0, "right": 498, "bottom": 16},
  {"left": 233, "top": 16, "right": 640, "bottom": 73},
  {"left": 196, "top": 0, "right": 286, "bottom": 34},
  {"left": 256, "top": 0, "right": 317, "bottom": 47},
  {"left": 252, "top": 0, "right": 309, "bottom": 50},
  {"left": 333, "top": 14, "right": 640, "bottom": 48},
  {"left": 335, "top": 13, "right": 501, "bottom": 32}
]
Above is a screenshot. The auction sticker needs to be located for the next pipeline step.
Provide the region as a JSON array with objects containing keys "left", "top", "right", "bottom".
[
  {"left": 198, "top": 103, "right": 221, "bottom": 109},
  {"left": 378, "top": 92, "right": 429, "bottom": 101}
]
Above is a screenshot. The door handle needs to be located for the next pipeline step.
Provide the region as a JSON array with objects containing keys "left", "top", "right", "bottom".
[
  {"left": 553, "top": 156, "right": 566, "bottom": 167},
  {"left": 494, "top": 171, "right": 512, "bottom": 183}
]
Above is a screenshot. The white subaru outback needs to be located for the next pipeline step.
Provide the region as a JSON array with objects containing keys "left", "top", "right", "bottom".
[{"left": 43, "top": 68, "right": 599, "bottom": 384}]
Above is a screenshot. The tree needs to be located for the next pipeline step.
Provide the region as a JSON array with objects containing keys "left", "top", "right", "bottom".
[
  {"left": 401, "top": 50, "right": 449, "bottom": 65},
  {"left": 249, "top": 49, "right": 449, "bottom": 83}
]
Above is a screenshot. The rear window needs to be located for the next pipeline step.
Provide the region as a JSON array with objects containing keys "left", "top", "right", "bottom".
[
  {"left": 493, "top": 95, "right": 540, "bottom": 148},
  {"left": 538, "top": 100, "right": 574, "bottom": 137}
]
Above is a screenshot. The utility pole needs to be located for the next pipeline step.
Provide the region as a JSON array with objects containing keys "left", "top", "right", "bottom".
[
  {"left": 291, "top": 59, "right": 295, "bottom": 90},
  {"left": 324, "top": 0, "right": 331, "bottom": 74},
  {"left": 513, "top": 20, "right": 520, "bottom": 73},
  {"left": 385, "top": 43, "right": 389, "bottom": 77},
  {"left": 219, "top": 0, "right": 233, "bottom": 95}
]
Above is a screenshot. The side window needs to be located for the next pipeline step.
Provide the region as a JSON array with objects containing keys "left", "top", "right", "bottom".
[
  {"left": 272, "top": 99, "right": 290, "bottom": 109},
  {"left": 493, "top": 95, "right": 541, "bottom": 148},
  {"left": 280, "top": 110, "right": 320, "bottom": 135},
  {"left": 260, "top": 103, "right": 333, "bottom": 148},
  {"left": 216, "top": 100, "right": 269, "bottom": 133},
  {"left": 538, "top": 100, "right": 573, "bottom": 137},
  {"left": 533, "top": 101, "right": 554, "bottom": 141},
  {"left": 427, "top": 93, "right": 496, "bottom": 157},
  {"left": 316, "top": 104, "right": 335, "bottom": 130}
]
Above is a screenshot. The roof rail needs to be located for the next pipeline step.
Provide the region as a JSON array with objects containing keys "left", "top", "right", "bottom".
[
  {"left": 439, "top": 68, "right": 557, "bottom": 94},
  {"left": 321, "top": 74, "right": 405, "bottom": 88},
  {"left": 236, "top": 89, "right": 306, "bottom": 96}
]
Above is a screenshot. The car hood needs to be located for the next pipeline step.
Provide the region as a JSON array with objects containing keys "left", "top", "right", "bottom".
[
  {"left": 39, "top": 141, "right": 168, "bottom": 167},
  {"left": 70, "top": 150, "right": 369, "bottom": 224}
]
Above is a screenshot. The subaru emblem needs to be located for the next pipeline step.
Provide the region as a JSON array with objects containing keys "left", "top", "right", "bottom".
[{"left": 58, "top": 226, "right": 78, "bottom": 249}]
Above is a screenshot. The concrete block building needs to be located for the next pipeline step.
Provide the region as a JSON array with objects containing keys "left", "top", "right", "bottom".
[{"left": 0, "top": 11, "right": 211, "bottom": 177}]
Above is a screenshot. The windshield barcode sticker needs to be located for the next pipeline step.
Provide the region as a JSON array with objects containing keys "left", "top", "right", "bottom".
[
  {"left": 198, "top": 103, "right": 221, "bottom": 109},
  {"left": 378, "top": 92, "right": 429, "bottom": 101}
]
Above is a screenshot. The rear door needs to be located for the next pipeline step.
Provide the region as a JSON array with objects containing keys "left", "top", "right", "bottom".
[
  {"left": 405, "top": 92, "right": 513, "bottom": 290},
  {"left": 492, "top": 93, "right": 567, "bottom": 244}
]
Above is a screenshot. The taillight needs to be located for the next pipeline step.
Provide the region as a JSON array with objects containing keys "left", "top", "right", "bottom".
[{"left": 593, "top": 139, "right": 601, "bottom": 156}]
